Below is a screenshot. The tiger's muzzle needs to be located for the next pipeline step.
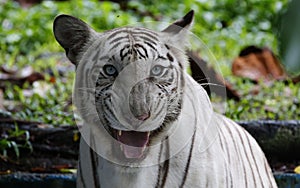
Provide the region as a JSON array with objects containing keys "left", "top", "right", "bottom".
[{"left": 129, "top": 81, "right": 152, "bottom": 123}]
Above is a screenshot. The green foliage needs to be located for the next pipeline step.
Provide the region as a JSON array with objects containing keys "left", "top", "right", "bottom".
[
  {"left": 0, "top": 2, "right": 56, "bottom": 55},
  {"left": 130, "top": 0, "right": 290, "bottom": 72},
  {"left": 0, "top": 125, "right": 32, "bottom": 158},
  {"left": 225, "top": 79, "right": 300, "bottom": 120},
  {"left": 277, "top": 0, "right": 300, "bottom": 75},
  {"left": 4, "top": 81, "right": 75, "bottom": 126},
  {"left": 0, "top": 0, "right": 298, "bottom": 127}
]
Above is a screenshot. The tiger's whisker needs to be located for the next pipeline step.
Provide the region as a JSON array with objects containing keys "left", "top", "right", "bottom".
[
  {"left": 194, "top": 77, "right": 211, "bottom": 83},
  {"left": 199, "top": 83, "right": 225, "bottom": 87}
]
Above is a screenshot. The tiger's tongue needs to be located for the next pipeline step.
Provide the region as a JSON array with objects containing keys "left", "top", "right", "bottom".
[{"left": 117, "top": 131, "right": 149, "bottom": 159}]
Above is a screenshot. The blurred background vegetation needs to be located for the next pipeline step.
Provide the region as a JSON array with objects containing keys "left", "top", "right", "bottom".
[{"left": 0, "top": 0, "right": 299, "bottom": 125}]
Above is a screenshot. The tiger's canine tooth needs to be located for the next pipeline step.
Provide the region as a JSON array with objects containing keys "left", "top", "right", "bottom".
[
  {"left": 147, "top": 132, "right": 150, "bottom": 137},
  {"left": 118, "top": 130, "right": 122, "bottom": 136}
]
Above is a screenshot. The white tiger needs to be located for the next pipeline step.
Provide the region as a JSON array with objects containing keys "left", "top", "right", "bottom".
[{"left": 53, "top": 10, "right": 277, "bottom": 188}]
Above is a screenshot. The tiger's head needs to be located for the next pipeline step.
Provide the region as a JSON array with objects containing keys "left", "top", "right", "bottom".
[{"left": 54, "top": 11, "right": 194, "bottom": 160}]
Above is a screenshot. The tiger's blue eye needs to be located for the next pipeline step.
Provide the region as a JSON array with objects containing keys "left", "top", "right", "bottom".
[
  {"left": 151, "top": 65, "right": 164, "bottom": 76},
  {"left": 103, "top": 64, "right": 118, "bottom": 77}
]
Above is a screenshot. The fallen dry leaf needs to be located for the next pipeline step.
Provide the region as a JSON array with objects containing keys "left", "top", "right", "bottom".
[
  {"left": 232, "top": 46, "right": 286, "bottom": 82},
  {"left": 0, "top": 65, "right": 17, "bottom": 75},
  {"left": 15, "top": 0, "right": 42, "bottom": 8},
  {"left": 0, "top": 66, "right": 44, "bottom": 89}
]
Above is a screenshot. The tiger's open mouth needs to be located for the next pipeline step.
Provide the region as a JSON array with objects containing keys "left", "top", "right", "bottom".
[
  {"left": 102, "top": 115, "right": 169, "bottom": 160},
  {"left": 113, "top": 130, "right": 150, "bottom": 159}
]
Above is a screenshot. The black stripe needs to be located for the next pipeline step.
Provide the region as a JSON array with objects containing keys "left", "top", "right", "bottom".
[
  {"left": 109, "top": 36, "right": 129, "bottom": 45},
  {"left": 217, "top": 130, "right": 228, "bottom": 187},
  {"left": 136, "top": 48, "right": 146, "bottom": 59},
  {"left": 107, "top": 28, "right": 158, "bottom": 42},
  {"left": 160, "top": 139, "right": 170, "bottom": 187},
  {"left": 155, "top": 142, "right": 163, "bottom": 187},
  {"left": 166, "top": 53, "right": 174, "bottom": 62},
  {"left": 134, "top": 27, "right": 158, "bottom": 35},
  {"left": 155, "top": 101, "right": 164, "bottom": 116},
  {"left": 179, "top": 129, "right": 196, "bottom": 188},
  {"left": 99, "top": 72, "right": 106, "bottom": 78},
  {"left": 234, "top": 126, "right": 254, "bottom": 187},
  {"left": 224, "top": 123, "right": 247, "bottom": 188},
  {"left": 131, "top": 30, "right": 158, "bottom": 40},
  {"left": 90, "top": 135, "right": 101, "bottom": 188},
  {"left": 134, "top": 44, "right": 148, "bottom": 58},
  {"left": 156, "top": 55, "right": 167, "bottom": 61},
  {"left": 218, "top": 124, "right": 233, "bottom": 188},
  {"left": 92, "top": 50, "right": 101, "bottom": 63},
  {"left": 121, "top": 51, "right": 133, "bottom": 61},
  {"left": 109, "top": 41, "right": 123, "bottom": 51},
  {"left": 99, "top": 55, "right": 110, "bottom": 61},
  {"left": 235, "top": 128, "right": 254, "bottom": 187},
  {"left": 178, "top": 62, "right": 183, "bottom": 69},
  {"left": 78, "top": 158, "right": 87, "bottom": 188},
  {"left": 245, "top": 133, "right": 265, "bottom": 187},
  {"left": 155, "top": 136, "right": 170, "bottom": 188},
  {"left": 88, "top": 42, "right": 103, "bottom": 63},
  {"left": 144, "top": 41, "right": 157, "bottom": 51},
  {"left": 106, "top": 104, "right": 115, "bottom": 119},
  {"left": 109, "top": 41, "right": 129, "bottom": 51},
  {"left": 107, "top": 29, "right": 126, "bottom": 40},
  {"left": 138, "top": 35, "right": 157, "bottom": 45},
  {"left": 218, "top": 128, "right": 225, "bottom": 151},
  {"left": 162, "top": 69, "right": 170, "bottom": 78},
  {"left": 120, "top": 45, "right": 131, "bottom": 61},
  {"left": 263, "top": 158, "right": 274, "bottom": 186}
]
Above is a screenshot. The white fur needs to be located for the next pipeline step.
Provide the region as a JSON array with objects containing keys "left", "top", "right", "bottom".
[
  {"left": 77, "top": 75, "right": 278, "bottom": 188},
  {"left": 53, "top": 12, "right": 277, "bottom": 188}
]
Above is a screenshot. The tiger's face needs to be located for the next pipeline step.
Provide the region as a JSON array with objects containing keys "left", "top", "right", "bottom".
[
  {"left": 93, "top": 29, "right": 185, "bottom": 159},
  {"left": 54, "top": 11, "right": 194, "bottom": 160}
]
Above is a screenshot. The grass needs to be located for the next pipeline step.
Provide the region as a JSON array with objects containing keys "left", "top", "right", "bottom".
[
  {"left": 0, "top": 124, "right": 32, "bottom": 158},
  {"left": 0, "top": 0, "right": 299, "bottom": 127},
  {"left": 224, "top": 79, "right": 300, "bottom": 120}
]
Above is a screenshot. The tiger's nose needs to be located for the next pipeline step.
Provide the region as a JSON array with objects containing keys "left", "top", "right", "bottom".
[{"left": 136, "top": 112, "right": 150, "bottom": 121}]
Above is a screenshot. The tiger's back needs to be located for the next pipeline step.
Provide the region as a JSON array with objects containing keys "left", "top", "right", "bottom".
[{"left": 53, "top": 10, "right": 277, "bottom": 188}]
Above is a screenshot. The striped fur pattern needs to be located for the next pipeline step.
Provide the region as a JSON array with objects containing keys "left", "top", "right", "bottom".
[
  {"left": 93, "top": 26, "right": 185, "bottom": 134},
  {"left": 53, "top": 10, "right": 277, "bottom": 188}
]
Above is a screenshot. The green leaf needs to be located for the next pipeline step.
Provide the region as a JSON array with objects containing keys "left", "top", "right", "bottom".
[{"left": 9, "top": 141, "right": 20, "bottom": 158}]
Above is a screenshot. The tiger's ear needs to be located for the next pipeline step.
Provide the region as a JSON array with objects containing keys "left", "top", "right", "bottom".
[
  {"left": 53, "top": 15, "right": 97, "bottom": 65},
  {"left": 161, "top": 10, "right": 194, "bottom": 49}
]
